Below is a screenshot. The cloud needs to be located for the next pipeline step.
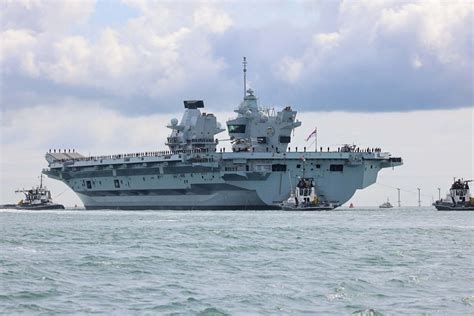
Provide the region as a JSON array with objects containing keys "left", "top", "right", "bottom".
[
  {"left": 0, "top": 0, "right": 472, "bottom": 115},
  {"left": 193, "top": 6, "right": 233, "bottom": 34},
  {"left": 314, "top": 32, "right": 340, "bottom": 50},
  {"left": 0, "top": 0, "right": 95, "bottom": 33},
  {"left": 374, "top": 1, "right": 471, "bottom": 65},
  {"left": 272, "top": 0, "right": 473, "bottom": 110},
  {"left": 1, "top": 1, "right": 236, "bottom": 111},
  {"left": 47, "top": 36, "right": 92, "bottom": 83},
  {"left": 411, "top": 54, "right": 423, "bottom": 69},
  {"left": 276, "top": 57, "right": 304, "bottom": 83},
  {"left": 0, "top": 29, "right": 38, "bottom": 76}
]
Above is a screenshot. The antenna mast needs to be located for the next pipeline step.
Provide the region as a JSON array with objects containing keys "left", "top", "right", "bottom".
[{"left": 243, "top": 56, "right": 247, "bottom": 98}]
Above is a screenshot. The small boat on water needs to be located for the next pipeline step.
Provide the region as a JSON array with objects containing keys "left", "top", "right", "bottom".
[
  {"left": 433, "top": 178, "right": 474, "bottom": 211},
  {"left": 1, "top": 175, "right": 65, "bottom": 210},
  {"left": 281, "top": 177, "right": 335, "bottom": 211},
  {"left": 379, "top": 198, "right": 393, "bottom": 209}
]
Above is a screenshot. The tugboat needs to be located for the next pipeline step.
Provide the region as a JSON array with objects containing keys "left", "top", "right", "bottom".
[
  {"left": 379, "top": 198, "right": 393, "bottom": 209},
  {"left": 281, "top": 177, "right": 335, "bottom": 211},
  {"left": 433, "top": 178, "right": 474, "bottom": 211},
  {"left": 1, "top": 175, "right": 65, "bottom": 210}
]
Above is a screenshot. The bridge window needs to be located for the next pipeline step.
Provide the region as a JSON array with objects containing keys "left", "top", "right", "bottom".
[
  {"left": 279, "top": 136, "right": 291, "bottom": 143},
  {"left": 227, "top": 124, "right": 246, "bottom": 133},
  {"left": 316, "top": 164, "right": 321, "bottom": 168},
  {"left": 330, "top": 164, "right": 344, "bottom": 172}
]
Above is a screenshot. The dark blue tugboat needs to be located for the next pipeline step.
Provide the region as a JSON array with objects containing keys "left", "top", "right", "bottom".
[{"left": 433, "top": 179, "right": 474, "bottom": 211}]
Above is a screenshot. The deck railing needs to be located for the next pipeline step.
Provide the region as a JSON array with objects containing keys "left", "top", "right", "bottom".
[{"left": 47, "top": 148, "right": 216, "bottom": 163}]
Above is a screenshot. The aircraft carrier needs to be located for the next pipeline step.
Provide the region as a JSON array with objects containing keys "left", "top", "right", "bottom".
[{"left": 43, "top": 58, "right": 403, "bottom": 210}]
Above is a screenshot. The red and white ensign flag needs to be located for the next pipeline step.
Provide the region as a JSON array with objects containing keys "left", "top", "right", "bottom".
[{"left": 306, "top": 128, "right": 317, "bottom": 141}]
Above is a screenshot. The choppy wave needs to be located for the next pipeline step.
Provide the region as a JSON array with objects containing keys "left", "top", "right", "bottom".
[{"left": 0, "top": 208, "right": 472, "bottom": 314}]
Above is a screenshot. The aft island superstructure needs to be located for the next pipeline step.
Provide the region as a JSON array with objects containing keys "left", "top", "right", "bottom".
[{"left": 43, "top": 59, "right": 403, "bottom": 210}]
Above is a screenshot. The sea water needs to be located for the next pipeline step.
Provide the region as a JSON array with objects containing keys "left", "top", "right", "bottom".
[{"left": 0, "top": 207, "right": 472, "bottom": 315}]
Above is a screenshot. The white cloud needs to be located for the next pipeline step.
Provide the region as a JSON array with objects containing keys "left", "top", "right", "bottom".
[
  {"left": 0, "top": 1, "right": 233, "bottom": 99},
  {"left": 0, "top": 29, "right": 36, "bottom": 59},
  {"left": 0, "top": 29, "right": 37, "bottom": 74},
  {"left": 411, "top": 54, "right": 423, "bottom": 69},
  {"left": 313, "top": 32, "right": 340, "bottom": 50},
  {"left": 0, "top": 0, "right": 472, "bottom": 113},
  {"left": 46, "top": 36, "right": 91, "bottom": 84},
  {"left": 275, "top": 57, "right": 304, "bottom": 83},
  {"left": 374, "top": 1, "right": 472, "bottom": 65},
  {"left": 94, "top": 28, "right": 134, "bottom": 78},
  {"left": 0, "top": 0, "right": 96, "bottom": 32},
  {"left": 193, "top": 6, "right": 233, "bottom": 34},
  {"left": 277, "top": 0, "right": 472, "bottom": 83}
]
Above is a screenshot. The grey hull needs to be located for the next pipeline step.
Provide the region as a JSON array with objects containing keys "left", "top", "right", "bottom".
[
  {"left": 434, "top": 205, "right": 474, "bottom": 211},
  {"left": 84, "top": 205, "right": 280, "bottom": 210},
  {"left": 44, "top": 151, "right": 402, "bottom": 210},
  {"left": 77, "top": 189, "right": 279, "bottom": 210}
]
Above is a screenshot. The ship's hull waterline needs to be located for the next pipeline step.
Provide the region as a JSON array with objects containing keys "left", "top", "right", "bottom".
[
  {"left": 0, "top": 204, "right": 65, "bottom": 210},
  {"left": 75, "top": 186, "right": 272, "bottom": 210}
]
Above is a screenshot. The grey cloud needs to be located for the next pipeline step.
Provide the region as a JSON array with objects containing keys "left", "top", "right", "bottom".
[{"left": 0, "top": 1, "right": 472, "bottom": 115}]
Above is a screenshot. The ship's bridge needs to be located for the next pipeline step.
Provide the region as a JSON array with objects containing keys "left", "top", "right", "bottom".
[
  {"left": 226, "top": 89, "right": 301, "bottom": 153},
  {"left": 166, "top": 100, "right": 225, "bottom": 152}
]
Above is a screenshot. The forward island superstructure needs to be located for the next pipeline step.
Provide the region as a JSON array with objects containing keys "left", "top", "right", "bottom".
[{"left": 43, "top": 59, "right": 403, "bottom": 210}]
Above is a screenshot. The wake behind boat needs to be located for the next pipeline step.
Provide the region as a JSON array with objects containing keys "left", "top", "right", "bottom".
[{"left": 433, "top": 178, "right": 474, "bottom": 211}]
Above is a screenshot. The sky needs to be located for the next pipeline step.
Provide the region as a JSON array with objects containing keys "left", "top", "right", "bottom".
[{"left": 1, "top": 0, "right": 473, "bottom": 207}]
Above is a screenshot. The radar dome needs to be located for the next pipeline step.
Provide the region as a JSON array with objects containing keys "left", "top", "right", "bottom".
[{"left": 170, "top": 118, "right": 178, "bottom": 126}]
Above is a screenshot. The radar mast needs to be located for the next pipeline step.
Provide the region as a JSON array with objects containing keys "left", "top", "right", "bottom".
[{"left": 243, "top": 56, "right": 247, "bottom": 98}]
